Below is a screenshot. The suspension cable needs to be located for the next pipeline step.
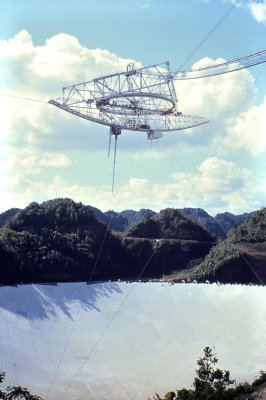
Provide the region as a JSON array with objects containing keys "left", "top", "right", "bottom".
[{"left": 175, "top": 49, "right": 266, "bottom": 79}]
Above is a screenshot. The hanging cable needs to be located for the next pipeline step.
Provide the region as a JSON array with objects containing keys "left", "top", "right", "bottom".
[
  {"left": 176, "top": 1, "right": 237, "bottom": 71},
  {"left": 0, "top": 93, "right": 48, "bottom": 104},
  {"left": 13, "top": 1, "right": 262, "bottom": 396},
  {"left": 47, "top": 45, "right": 266, "bottom": 400},
  {"left": 175, "top": 49, "right": 266, "bottom": 79}
]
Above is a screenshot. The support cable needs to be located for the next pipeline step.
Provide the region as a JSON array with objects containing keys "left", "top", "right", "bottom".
[
  {"left": 175, "top": 49, "right": 266, "bottom": 80},
  {"left": 112, "top": 134, "right": 119, "bottom": 194},
  {"left": 162, "top": 137, "right": 264, "bottom": 286},
  {"left": 0, "top": 93, "right": 48, "bottom": 104},
  {"left": 176, "top": 2, "right": 237, "bottom": 71},
  {"left": 57, "top": 251, "right": 156, "bottom": 400},
  {"left": 1, "top": 3, "right": 262, "bottom": 396},
  {"left": 45, "top": 2, "right": 265, "bottom": 396}
]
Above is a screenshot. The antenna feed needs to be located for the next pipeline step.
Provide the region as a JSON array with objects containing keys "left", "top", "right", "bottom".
[{"left": 110, "top": 126, "right": 122, "bottom": 136}]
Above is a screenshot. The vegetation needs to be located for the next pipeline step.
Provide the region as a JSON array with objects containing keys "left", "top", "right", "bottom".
[
  {"left": 0, "top": 199, "right": 128, "bottom": 283},
  {"left": 0, "top": 208, "right": 20, "bottom": 228},
  {"left": 179, "top": 208, "right": 227, "bottom": 238},
  {"left": 229, "top": 208, "right": 266, "bottom": 243},
  {"left": 86, "top": 206, "right": 156, "bottom": 232},
  {"left": 192, "top": 208, "right": 266, "bottom": 283},
  {"left": 125, "top": 208, "right": 214, "bottom": 242},
  {"left": 152, "top": 347, "right": 266, "bottom": 400},
  {"left": 215, "top": 212, "right": 251, "bottom": 238},
  {"left": 0, "top": 372, "right": 43, "bottom": 399},
  {"left": 193, "top": 239, "right": 241, "bottom": 280},
  {"left": 0, "top": 200, "right": 215, "bottom": 284},
  {"left": 2, "top": 351, "right": 265, "bottom": 400},
  {"left": 120, "top": 208, "right": 156, "bottom": 230},
  {"left": 6, "top": 198, "right": 104, "bottom": 235},
  {"left": 0, "top": 204, "right": 252, "bottom": 238},
  {"left": 0, "top": 200, "right": 265, "bottom": 284}
]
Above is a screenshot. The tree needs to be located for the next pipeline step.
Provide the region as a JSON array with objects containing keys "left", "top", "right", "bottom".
[
  {"left": 0, "top": 372, "right": 43, "bottom": 400},
  {"left": 175, "top": 388, "right": 194, "bottom": 400},
  {"left": 193, "top": 346, "right": 234, "bottom": 399},
  {"left": 152, "top": 347, "right": 265, "bottom": 400},
  {"left": 151, "top": 347, "right": 236, "bottom": 400},
  {"left": 151, "top": 391, "right": 177, "bottom": 400},
  {"left": 252, "top": 370, "right": 266, "bottom": 388}
]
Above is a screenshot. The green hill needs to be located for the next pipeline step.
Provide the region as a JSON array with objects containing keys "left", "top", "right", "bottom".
[
  {"left": 125, "top": 208, "right": 214, "bottom": 242},
  {"left": 0, "top": 201, "right": 214, "bottom": 284},
  {"left": 0, "top": 200, "right": 264, "bottom": 285},
  {"left": 191, "top": 208, "right": 266, "bottom": 284}
]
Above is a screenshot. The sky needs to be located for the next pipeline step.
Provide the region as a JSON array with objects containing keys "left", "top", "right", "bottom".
[{"left": 0, "top": 0, "right": 266, "bottom": 215}]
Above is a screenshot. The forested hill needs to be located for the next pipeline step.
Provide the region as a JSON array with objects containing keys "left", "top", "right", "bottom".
[
  {"left": 0, "top": 204, "right": 250, "bottom": 238},
  {"left": 186, "top": 208, "right": 266, "bottom": 285},
  {"left": 178, "top": 208, "right": 250, "bottom": 238},
  {"left": 124, "top": 208, "right": 214, "bottom": 242},
  {"left": 0, "top": 199, "right": 213, "bottom": 284},
  {"left": 0, "top": 198, "right": 264, "bottom": 285},
  {"left": 7, "top": 199, "right": 106, "bottom": 236},
  {"left": 0, "top": 208, "right": 20, "bottom": 227}
]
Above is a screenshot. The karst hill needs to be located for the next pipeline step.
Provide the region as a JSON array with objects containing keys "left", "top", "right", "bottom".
[{"left": 0, "top": 199, "right": 265, "bottom": 285}]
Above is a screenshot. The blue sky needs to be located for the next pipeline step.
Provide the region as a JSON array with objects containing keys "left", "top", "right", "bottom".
[{"left": 0, "top": 0, "right": 266, "bottom": 214}]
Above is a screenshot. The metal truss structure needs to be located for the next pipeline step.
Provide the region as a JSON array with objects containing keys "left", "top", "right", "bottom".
[
  {"left": 48, "top": 61, "right": 209, "bottom": 137},
  {"left": 49, "top": 50, "right": 266, "bottom": 191},
  {"left": 49, "top": 49, "right": 266, "bottom": 137}
]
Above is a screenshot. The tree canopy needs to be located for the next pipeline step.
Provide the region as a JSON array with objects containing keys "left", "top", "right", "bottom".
[
  {"left": 0, "top": 372, "right": 43, "bottom": 400},
  {"left": 152, "top": 347, "right": 266, "bottom": 400}
]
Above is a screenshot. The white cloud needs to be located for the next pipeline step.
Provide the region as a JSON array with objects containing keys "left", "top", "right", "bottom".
[
  {"left": 0, "top": 30, "right": 142, "bottom": 186},
  {"left": 2, "top": 31, "right": 260, "bottom": 155},
  {"left": 1, "top": 31, "right": 265, "bottom": 214},
  {"left": 0, "top": 30, "right": 140, "bottom": 90},
  {"left": 199, "top": 1, "right": 266, "bottom": 24},
  {"left": 174, "top": 56, "right": 259, "bottom": 152},
  {"left": 225, "top": 95, "right": 266, "bottom": 156},
  {"left": 2, "top": 147, "right": 75, "bottom": 179},
  {"left": 39, "top": 153, "right": 75, "bottom": 168},
  {"left": 248, "top": 1, "right": 266, "bottom": 23},
  {"left": 197, "top": 157, "right": 251, "bottom": 193},
  {"left": 219, "top": 0, "right": 266, "bottom": 24},
  {"left": 3, "top": 157, "right": 264, "bottom": 215},
  {"left": 1, "top": 32, "right": 262, "bottom": 158},
  {"left": 132, "top": 150, "right": 166, "bottom": 161},
  {"left": 170, "top": 157, "right": 261, "bottom": 213},
  {"left": 0, "top": 30, "right": 34, "bottom": 60},
  {"left": 176, "top": 57, "right": 256, "bottom": 116}
]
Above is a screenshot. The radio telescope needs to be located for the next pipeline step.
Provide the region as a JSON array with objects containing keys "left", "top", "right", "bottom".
[{"left": 49, "top": 50, "right": 266, "bottom": 191}]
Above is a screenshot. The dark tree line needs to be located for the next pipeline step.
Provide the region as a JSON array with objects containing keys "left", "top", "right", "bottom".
[
  {"left": 0, "top": 199, "right": 214, "bottom": 284},
  {"left": 0, "top": 199, "right": 265, "bottom": 284},
  {"left": 0, "top": 199, "right": 129, "bottom": 283},
  {"left": 152, "top": 347, "right": 266, "bottom": 400},
  {"left": 2, "top": 348, "right": 266, "bottom": 400},
  {"left": 0, "top": 372, "right": 43, "bottom": 400}
]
